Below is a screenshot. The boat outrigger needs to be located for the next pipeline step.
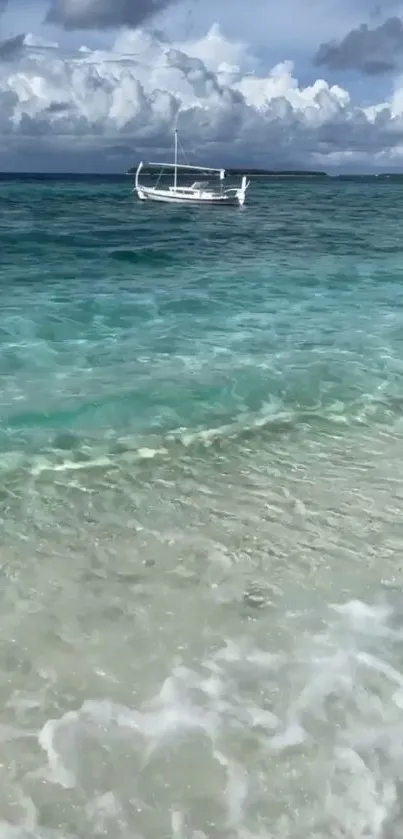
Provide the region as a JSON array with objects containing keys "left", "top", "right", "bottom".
[{"left": 133, "top": 130, "right": 250, "bottom": 207}]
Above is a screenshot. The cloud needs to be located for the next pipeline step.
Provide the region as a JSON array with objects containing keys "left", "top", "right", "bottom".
[
  {"left": 313, "top": 15, "right": 403, "bottom": 75},
  {"left": 0, "top": 33, "right": 25, "bottom": 61},
  {"left": 1, "top": 23, "right": 403, "bottom": 172},
  {"left": 45, "top": 0, "right": 182, "bottom": 30}
]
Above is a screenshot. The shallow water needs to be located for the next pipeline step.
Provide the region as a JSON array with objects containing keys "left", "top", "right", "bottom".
[{"left": 1, "top": 176, "right": 403, "bottom": 837}]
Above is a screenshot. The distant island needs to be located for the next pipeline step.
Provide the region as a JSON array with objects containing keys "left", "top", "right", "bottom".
[
  {"left": 126, "top": 166, "right": 329, "bottom": 178},
  {"left": 3, "top": 170, "right": 403, "bottom": 181}
]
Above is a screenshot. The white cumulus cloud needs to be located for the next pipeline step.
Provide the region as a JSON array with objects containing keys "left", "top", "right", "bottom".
[{"left": 0, "top": 23, "right": 403, "bottom": 171}]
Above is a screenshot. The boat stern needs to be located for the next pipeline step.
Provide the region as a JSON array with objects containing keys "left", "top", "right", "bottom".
[{"left": 237, "top": 175, "right": 250, "bottom": 206}]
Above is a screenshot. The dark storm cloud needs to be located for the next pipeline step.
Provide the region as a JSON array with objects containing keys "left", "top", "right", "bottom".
[
  {"left": 0, "top": 33, "right": 25, "bottom": 61},
  {"left": 313, "top": 16, "right": 403, "bottom": 75},
  {"left": 45, "top": 0, "right": 183, "bottom": 30}
]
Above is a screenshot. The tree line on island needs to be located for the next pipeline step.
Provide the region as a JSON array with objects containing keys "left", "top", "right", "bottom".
[
  {"left": 126, "top": 166, "right": 329, "bottom": 177},
  {"left": 126, "top": 167, "right": 403, "bottom": 179}
]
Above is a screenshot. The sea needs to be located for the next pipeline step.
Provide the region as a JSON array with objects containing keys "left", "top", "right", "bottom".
[{"left": 1, "top": 173, "right": 403, "bottom": 839}]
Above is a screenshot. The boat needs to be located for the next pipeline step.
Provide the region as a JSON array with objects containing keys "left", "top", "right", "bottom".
[{"left": 133, "top": 130, "right": 250, "bottom": 207}]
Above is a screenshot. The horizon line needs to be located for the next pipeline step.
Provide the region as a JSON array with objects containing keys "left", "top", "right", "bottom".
[{"left": 1, "top": 170, "right": 403, "bottom": 178}]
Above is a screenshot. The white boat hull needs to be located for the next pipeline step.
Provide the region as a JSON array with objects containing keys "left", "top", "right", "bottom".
[{"left": 136, "top": 186, "right": 243, "bottom": 206}]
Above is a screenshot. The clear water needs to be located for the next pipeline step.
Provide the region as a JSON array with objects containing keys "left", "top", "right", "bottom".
[{"left": 1, "top": 176, "right": 403, "bottom": 838}]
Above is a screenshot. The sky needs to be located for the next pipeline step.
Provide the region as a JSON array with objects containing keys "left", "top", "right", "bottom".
[{"left": 2, "top": 0, "right": 403, "bottom": 171}]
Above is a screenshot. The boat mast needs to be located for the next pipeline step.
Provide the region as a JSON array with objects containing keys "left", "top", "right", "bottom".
[{"left": 174, "top": 129, "right": 178, "bottom": 190}]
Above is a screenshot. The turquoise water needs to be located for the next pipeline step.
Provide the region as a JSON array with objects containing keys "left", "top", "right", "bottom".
[
  {"left": 2, "top": 177, "right": 403, "bottom": 837},
  {"left": 2, "top": 178, "right": 403, "bottom": 463}
]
